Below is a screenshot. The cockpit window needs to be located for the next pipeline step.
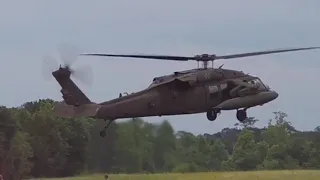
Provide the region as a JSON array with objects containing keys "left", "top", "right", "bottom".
[{"left": 250, "top": 78, "right": 267, "bottom": 90}]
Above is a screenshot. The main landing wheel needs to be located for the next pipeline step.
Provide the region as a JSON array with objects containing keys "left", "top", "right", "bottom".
[
  {"left": 206, "top": 110, "right": 218, "bottom": 121},
  {"left": 236, "top": 109, "right": 247, "bottom": 122}
]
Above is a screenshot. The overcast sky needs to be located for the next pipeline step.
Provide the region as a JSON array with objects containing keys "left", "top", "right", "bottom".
[{"left": 1, "top": 0, "right": 320, "bottom": 134}]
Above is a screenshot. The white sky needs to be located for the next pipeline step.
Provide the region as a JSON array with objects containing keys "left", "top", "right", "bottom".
[{"left": 0, "top": 0, "right": 320, "bottom": 134}]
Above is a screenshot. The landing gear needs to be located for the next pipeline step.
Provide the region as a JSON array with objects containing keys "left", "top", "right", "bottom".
[
  {"left": 99, "top": 119, "right": 113, "bottom": 137},
  {"left": 206, "top": 109, "right": 220, "bottom": 121},
  {"left": 236, "top": 109, "right": 247, "bottom": 122}
]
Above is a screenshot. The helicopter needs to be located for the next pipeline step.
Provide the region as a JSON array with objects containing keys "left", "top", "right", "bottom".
[{"left": 44, "top": 45, "right": 320, "bottom": 137}]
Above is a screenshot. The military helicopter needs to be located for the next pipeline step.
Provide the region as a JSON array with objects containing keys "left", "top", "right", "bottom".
[{"left": 44, "top": 45, "right": 320, "bottom": 137}]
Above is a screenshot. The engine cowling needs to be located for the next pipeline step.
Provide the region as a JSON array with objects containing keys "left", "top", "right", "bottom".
[{"left": 196, "top": 70, "right": 223, "bottom": 83}]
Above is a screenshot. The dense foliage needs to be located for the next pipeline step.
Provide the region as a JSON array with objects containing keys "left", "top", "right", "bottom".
[{"left": 1, "top": 99, "right": 320, "bottom": 179}]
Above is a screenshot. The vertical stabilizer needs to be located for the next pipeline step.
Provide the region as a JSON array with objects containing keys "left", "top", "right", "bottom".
[{"left": 53, "top": 67, "right": 92, "bottom": 106}]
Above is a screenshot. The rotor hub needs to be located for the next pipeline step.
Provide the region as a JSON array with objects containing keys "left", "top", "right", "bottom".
[
  {"left": 194, "top": 54, "right": 216, "bottom": 61},
  {"left": 194, "top": 54, "right": 216, "bottom": 69}
]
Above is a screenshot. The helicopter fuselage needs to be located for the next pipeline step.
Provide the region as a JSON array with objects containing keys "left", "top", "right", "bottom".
[
  {"left": 49, "top": 45, "right": 319, "bottom": 138},
  {"left": 94, "top": 68, "right": 278, "bottom": 120}
]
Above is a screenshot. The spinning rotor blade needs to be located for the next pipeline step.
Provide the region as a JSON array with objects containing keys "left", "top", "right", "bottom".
[
  {"left": 42, "top": 44, "right": 94, "bottom": 87},
  {"left": 71, "top": 65, "right": 94, "bottom": 87},
  {"left": 58, "top": 43, "right": 80, "bottom": 67},
  {"left": 42, "top": 54, "right": 59, "bottom": 80},
  {"left": 214, "top": 47, "right": 320, "bottom": 60},
  {"left": 81, "top": 53, "right": 194, "bottom": 61},
  {"left": 81, "top": 46, "right": 320, "bottom": 62}
]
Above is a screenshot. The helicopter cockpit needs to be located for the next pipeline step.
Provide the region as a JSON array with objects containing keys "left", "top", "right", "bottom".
[{"left": 246, "top": 78, "right": 269, "bottom": 90}]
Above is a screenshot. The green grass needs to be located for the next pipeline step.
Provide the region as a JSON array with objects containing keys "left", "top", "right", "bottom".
[{"left": 42, "top": 170, "right": 320, "bottom": 180}]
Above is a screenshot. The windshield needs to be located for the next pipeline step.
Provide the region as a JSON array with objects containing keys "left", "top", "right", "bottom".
[{"left": 248, "top": 78, "right": 268, "bottom": 90}]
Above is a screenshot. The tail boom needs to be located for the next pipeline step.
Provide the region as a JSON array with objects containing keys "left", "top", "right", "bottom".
[{"left": 53, "top": 101, "right": 101, "bottom": 118}]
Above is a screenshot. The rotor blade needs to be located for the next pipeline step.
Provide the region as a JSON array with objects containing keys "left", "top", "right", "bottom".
[
  {"left": 81, "top": 46, "right": 320, "bottom": 62},
  {"left": 42, "top": 54, "right": 58, "bottom": 81},
  {"left": 81, "top": 53, "right": 194, "bottom": 61},
  {"left": 71, "top": 65, "right": 93, "bottom": 87},
  {"left": 215, "top": 47, "right": 320, "bottom": 60},
  {"left": 57, "top": 43, "right": 80, "bottom": 67}
]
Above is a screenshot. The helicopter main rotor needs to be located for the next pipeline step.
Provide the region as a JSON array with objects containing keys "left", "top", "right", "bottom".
[{"left": 81, "top": 47, "right": 320, "bottom": 69}]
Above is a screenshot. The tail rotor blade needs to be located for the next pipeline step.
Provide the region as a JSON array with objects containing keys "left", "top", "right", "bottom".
[
  {"left": 57, "top": 43, "right": 79, "bottom": 67},
  {"left": 71, "top": 65, "right": 94, "bottom": 87},
  {"left": 42, "top": 54, "right": 59, "bottom": 81},
  {"left": 43, "top": 43, "right": 94, "bottom": 88}
]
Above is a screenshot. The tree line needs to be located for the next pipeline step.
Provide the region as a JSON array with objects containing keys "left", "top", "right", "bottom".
[{"left": 1, "top": 99, "right": 320, "bottom": 179}]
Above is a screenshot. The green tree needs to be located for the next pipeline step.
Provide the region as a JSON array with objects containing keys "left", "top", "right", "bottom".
[
  {"left": 3, "top": 98, "right": 320, "bottom": 177},
  {"left": 234, "top": 116, "right": 259, "bottom": 129},
  {"left": 260, "top": 111, "right": 299, "bottom": 170},
  {"left": 153, "top": 120, "right": 176, "bottom": 172},
  {"left": 222, "top": 128, "right": 267, "bottom": 171},
  {"left": 87, "top": 119, "right": 117, "bottom": 173},
  {"left": 206, "top": 139, "right": 229, "bottom": 170}
]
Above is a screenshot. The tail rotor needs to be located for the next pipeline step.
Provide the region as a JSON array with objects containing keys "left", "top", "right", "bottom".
[{"left": 42, "top": 43, "right": 93, "bottom": 87}]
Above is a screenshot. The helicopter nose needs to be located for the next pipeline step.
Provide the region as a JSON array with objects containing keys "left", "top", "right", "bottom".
[
  {"left": 213, "top": 90, "right": 279, "bottom": 110},
  {"left": 257, "top": 90, "right": 279, "bottom": 105},
  {"left": 270, "top": 91, "right": 279, "bottom": 100},
  {"left": 265, "top": 90, "right": 278, "bottom": 102}
]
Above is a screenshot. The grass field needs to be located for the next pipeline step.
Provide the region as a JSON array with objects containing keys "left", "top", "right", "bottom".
[{"left": 43, "top": 170, "right": 320, "bottom": 180}]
